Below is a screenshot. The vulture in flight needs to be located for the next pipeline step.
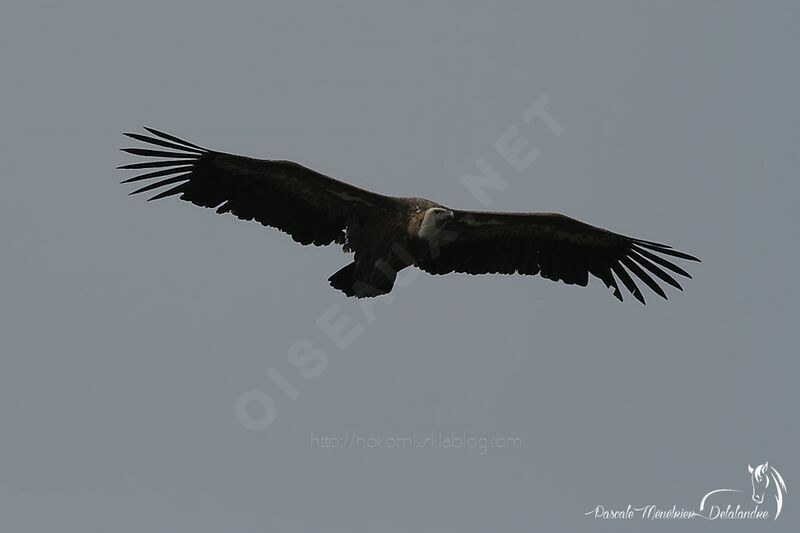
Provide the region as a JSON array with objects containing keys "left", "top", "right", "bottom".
[{"left": 120, "top": 128, "right": 699, "bottom": 303}]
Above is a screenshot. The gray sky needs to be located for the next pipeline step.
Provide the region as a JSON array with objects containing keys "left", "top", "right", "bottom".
[{"left": 1, "top": 1, "right": 798, "bottom": 531}]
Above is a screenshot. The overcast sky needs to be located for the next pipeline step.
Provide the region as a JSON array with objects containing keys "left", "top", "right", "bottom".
[{"left": 1, "top": 1, "right": 798, "bottom": 531}]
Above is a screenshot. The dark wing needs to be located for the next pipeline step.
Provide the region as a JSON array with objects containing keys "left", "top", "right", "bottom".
[
  {"left": 119, "top": 128, "right": 394, "bottom": 246},
  {"left": 417, "top": 211, "right": 700, "bottom": 303}
]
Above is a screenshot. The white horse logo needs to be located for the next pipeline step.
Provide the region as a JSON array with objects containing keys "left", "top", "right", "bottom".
[
  {"left": 699, "top": 461, "right": 787, "bottom": 520},
  {"left": 748, "top": 462, "right": 787, "bottom": 517}
]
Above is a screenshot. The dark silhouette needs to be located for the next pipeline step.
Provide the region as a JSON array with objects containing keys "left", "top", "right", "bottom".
[{"left": 121, "top": 128, "right": 699, "bottom": 302}]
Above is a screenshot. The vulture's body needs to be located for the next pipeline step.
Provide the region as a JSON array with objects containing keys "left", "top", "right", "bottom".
[{"left": 121, "top": 128, "right": 699, "bottom": 303}]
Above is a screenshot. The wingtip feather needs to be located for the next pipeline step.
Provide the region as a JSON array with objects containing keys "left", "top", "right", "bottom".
[{"left": 147, "top": 184, "right": 187, "bottom": 201}]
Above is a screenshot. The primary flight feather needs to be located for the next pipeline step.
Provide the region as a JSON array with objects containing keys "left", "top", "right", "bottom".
[{"left": 120, "top": 128, "right": 699, "bottom": 303}]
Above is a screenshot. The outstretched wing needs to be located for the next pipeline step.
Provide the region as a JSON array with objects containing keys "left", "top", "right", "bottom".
[
  {"left": 120, "top": 128, "right": 393, "bottom": 246},
  {"left": 418, "top": 210, "right": 700, "bottom": 303}
]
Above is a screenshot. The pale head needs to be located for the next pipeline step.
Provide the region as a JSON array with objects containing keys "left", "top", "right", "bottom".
[{"left": 417, "top": 207, "right": 454, "bottom": 240}]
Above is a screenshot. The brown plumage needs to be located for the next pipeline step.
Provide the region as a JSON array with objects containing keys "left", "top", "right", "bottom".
[{"left": 120, "top": 128, "right": 700, "bottom": 302}]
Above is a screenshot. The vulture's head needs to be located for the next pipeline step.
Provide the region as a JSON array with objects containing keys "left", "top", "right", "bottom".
[{"left": 418, "top": 207, "right": 454, "bottom": 240}]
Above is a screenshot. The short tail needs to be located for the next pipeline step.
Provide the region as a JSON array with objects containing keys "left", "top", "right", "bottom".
[
  {"left": 328, "top": 263, "right": 358, "bottom": 296},
  {"left": 328, "top": 262, "right": 395, "bottom": 298}
]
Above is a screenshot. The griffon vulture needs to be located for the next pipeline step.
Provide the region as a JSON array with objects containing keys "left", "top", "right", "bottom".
[{"left": 120, "top": 128, "right": 699, "bottom": 302}]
